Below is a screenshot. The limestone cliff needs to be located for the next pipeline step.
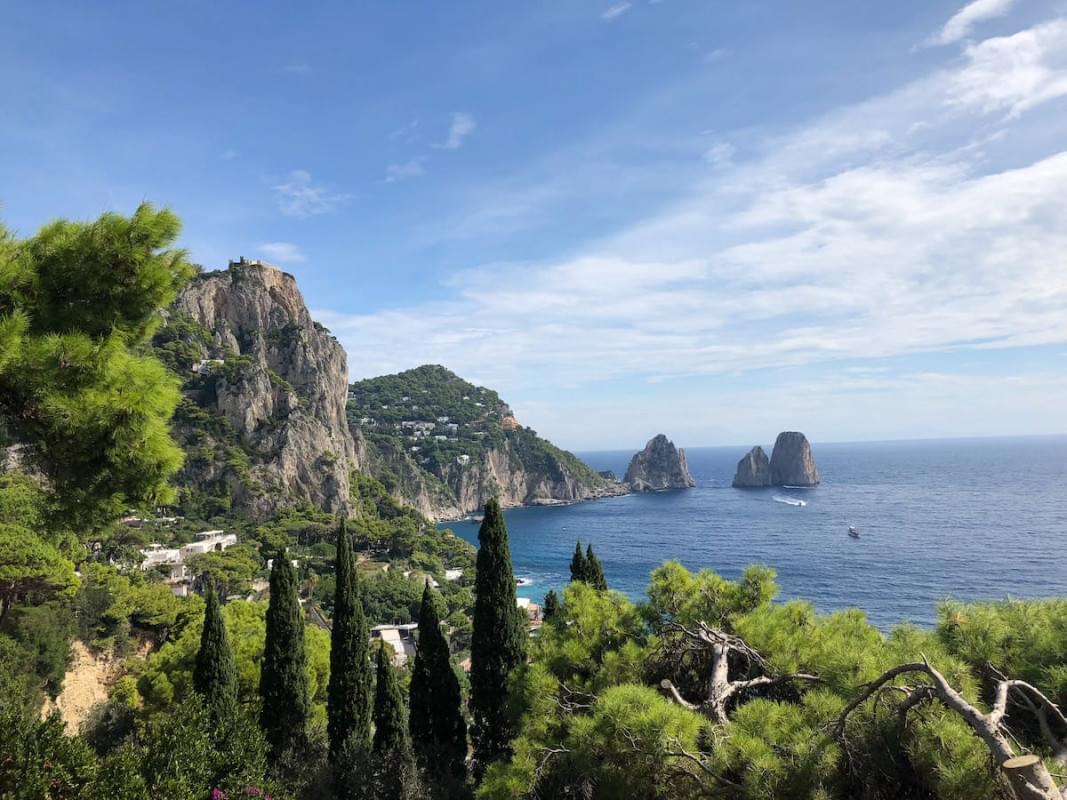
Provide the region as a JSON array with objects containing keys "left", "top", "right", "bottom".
[
  {"left": 348, "top": 365, "right": 625, "bottom": 519},
  {"left": 624, "top": 434, "right": 696, "bottom": 492},
  {"left": 731, "top": 432, "right": 819, "bottom": 488},
  {"left": 732, "top": 446, "right": 771, "bottom": 488},
  {"left": 154, "top": 259, "right": 359, "bottom": 518},
  {"left": 769, "top": 431, "right": 820, "bottom": 487}
]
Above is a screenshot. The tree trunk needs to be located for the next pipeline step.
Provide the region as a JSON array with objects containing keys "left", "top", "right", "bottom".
[{"left": 1001, "top": 755, "right": 1062, "bottom": 800}]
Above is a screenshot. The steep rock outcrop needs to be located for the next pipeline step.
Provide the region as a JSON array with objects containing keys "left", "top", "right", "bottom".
[
  {"left": 160, "top": 259, "right": 359, "bottom": 518},
  {"left": 769, "top": 431, "right": 820, "bottom": 487},
  {"left": 731, "top": 432, "right": 819, "bottom": 488},
  {"left": 732, "top": 446, "right": 771, "bottom": 488},
  {"left": 624, "top": 434, "right": 695, "bottom": 492}
]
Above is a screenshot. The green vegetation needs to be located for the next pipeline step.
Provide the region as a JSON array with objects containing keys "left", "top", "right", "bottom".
[
  {"left": 0, "top": 203, "right": 193, "bottom": 531},
  {"left": 260, "top": 555, "right": 310, "bottom": 762},
  {"left": 349, "top": 365, "right": 605, "bottom": 511},
  {"left": 470, "top": 499, "right": 527, "bottom": 779},
  {"left": 326, "top": 520, "right": 372, "bottom": 763},
  {"left": 193, "top": 585, "right": 238, "bottom": 716},
  {"left": 409, "top": 584, "right": 468, "bottom": 795},
  {"left": 370, "top": 643, "right": 421, "bottom": 800}
]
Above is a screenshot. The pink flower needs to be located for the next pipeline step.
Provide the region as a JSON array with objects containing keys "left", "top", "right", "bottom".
[{"left": 211, "top": 790, "right": 226, "bottom": 800}]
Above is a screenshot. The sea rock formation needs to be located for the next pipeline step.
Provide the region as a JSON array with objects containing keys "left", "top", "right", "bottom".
[
  {"left": 159, "top": 258, "right": 360, "bottom": 518},
  {"left": 732, "top": 446, "right": 771, "bottom": 488},
  {"left": 731, "top": 432, "right": 819, "bottom": 488},
  {"left": 768, "top": 431, "right": 820, "bottom": 487},
  {"left": 624, "top": 434, "right": 696, "bottom": 492}
]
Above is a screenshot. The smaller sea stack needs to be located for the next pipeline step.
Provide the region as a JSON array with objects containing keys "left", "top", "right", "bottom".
[{"left": 624, "top": 434, "right": 696, "bottom": 492}]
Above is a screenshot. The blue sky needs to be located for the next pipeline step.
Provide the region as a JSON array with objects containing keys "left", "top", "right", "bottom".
[{"left": 3, "top": 0, "right": 1067, "bottom": 449}]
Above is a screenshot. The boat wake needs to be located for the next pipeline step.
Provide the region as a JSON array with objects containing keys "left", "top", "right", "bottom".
[{"left": 773, "top": 495, "right": 807, "bottom": 507}]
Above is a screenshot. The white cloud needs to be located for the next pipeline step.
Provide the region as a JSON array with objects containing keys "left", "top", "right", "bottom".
[
  {"left": 602, "top": 2, "right": 632, "bottom": 20},
  {"left": 271, "top": 170, "right": 351, "bottom": 217},
  {"left": 385, "top": 159, "right": 426, "bottom": 183},
  {"left": 389, "top": 119, "right": 420, "bottom": 142},
  {"left": 930, "top": 0, "right": 1015, "bottom": 46},
  {"left": 317, "top": 15, "right": 1067, "bottom": 443},
  {"left": 257, "top": 242, "right": 306, "bottom": 264},
  {"left": 283, "top": 63, "right": 312, "bottom": 75},
  {"left": 703, "top": 142, "right": 734, "bottom": 168},
  {"left": 947, "top": 20, "right": 1067, "bottom": 117},
  {"left": 437, "top": 112, "right": 476, "bottom": 150},
  {"left": 702, "top": 48, "right": 730, "bottom": 64}
]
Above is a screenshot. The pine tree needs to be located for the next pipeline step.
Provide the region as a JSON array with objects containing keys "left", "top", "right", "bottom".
[
  {"left": 469, "top": 498, "right": 527, "bottom": 779},
  {"left": 409, "top": 584, "right": 467, "bottom": 791},
  {"left": 569, "top": 541, "right": 586, "bottom": 583},
  {"left": 585, "top": 544, "right": 608, "bottom": 591},
  {"left": 327, "top": 519, "right": 372, "bottom": 763},
  {"left": 542, "top": 590, "right": 561, "bottom": 624},
  {"left": 259, "top": 552, "right": 309, "bottom": 761},
  {"left": 192, "top": 584, "right": 237, "bottom": 716}
]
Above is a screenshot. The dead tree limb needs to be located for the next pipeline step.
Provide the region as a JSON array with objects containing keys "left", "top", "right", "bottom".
[
  {"left": 658, "top": 621, "right": 821, "bottom": 724},
  {"left": 835, "top": 659, "right": 1066, "bottom": 800}
]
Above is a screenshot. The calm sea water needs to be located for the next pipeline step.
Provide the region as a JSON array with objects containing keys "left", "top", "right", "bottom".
[{"left": 447, "top": 437, "right": 1067, "bottom": 628}]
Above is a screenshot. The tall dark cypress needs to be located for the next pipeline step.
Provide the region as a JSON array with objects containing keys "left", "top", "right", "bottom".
[
  {"left": 569, "top": 540, "right": 586, "bottom": 583},
  {"left": 470, "top": 497, "right": 527, "bottom": 778},
  {"left": 327, "top": 519, "right": 372, "bottom": 762},
  {"left": 585, "top": 543, "right": 608, "bottom": 591},
  {"left": 372, "top": 643, "right": 408, "bottom": 755},
  {"left": 259, "top": 552, "right": 309, "bottom": 760},
  {"left": 409, "top": 584, "right": 467, "bottom": 789},
  {"left": 193, "top": 584, "right": 237, "bottom": 714},
  {"left": 542, "top": 590, "right": 561, "bottom": 624}
]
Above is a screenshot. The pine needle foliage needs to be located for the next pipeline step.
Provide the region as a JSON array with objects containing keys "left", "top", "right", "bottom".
[
  {"left": 569, "top": 541, "right": 586, "bottom": 583},
  {"left": 259, "top": 552, "right": 309, "bottom": 761},
  {"left": 584, "top": 543, "right": 608, "bottom": 590},
  {"left": 327, "top": 518, "right": 372, "bottom": 763},
  {"left": 470, "top": 498, "right": 527, "bottom": 778},
  {"left": 0, "top": 204, "right": 194, "bottom": 530}
]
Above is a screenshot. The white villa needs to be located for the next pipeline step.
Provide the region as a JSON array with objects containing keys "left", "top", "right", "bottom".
[
  {"left": 371, "top": 623, "right": 418, "bottom": 667},
  {"left": 139, "top": 530, "right": 237, "bottom": 596}
]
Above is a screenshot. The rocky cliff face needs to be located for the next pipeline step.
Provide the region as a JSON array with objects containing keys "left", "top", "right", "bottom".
[
  {"left": 731, "top": 432, "right": 819, "bottom": 488},
  {"left": 624, "top": 434, "right": 695, "bottom": 492},
  {"left": 769, "top": 431, "right": 820, "bottom": 487},
  {"left": 158, "top": 259, "right": 359, "bottom": 518},
  {"left": 732, "top": 446, "right": 771, "bottom": 488}
]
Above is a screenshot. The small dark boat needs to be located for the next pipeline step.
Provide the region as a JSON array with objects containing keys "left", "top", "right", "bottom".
[{"left": 848, "top": 526, "right": 860, "bottom": 539}]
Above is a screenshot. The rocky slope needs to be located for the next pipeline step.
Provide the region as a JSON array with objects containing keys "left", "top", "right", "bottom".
[
  {"left": 153, "top": 258, "right": 360, "bottom": 518},
  {"left": 624, "top": 434, "right": 696, "bottom": 492},
  {"left": 731, "top": 432, "right": 819, "bottom": 487},
  {"left": 349, "top": 365, "right": 624, "bottom": 519},
  {"left": 732, "top": 446, "right": 771, "bottom": 487}
]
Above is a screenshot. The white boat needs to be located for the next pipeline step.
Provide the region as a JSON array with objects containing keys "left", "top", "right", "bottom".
[{"left": 848, "top": 526, "right": 861, "bottom": 538}]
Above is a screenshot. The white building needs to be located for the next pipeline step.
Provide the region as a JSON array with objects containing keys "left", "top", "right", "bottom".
[
  {"left": 370, "top": 623, "right": 418, "bottom": 667},
  {"left": 140, "top": 530, "right": 237, "bottom": 596}
]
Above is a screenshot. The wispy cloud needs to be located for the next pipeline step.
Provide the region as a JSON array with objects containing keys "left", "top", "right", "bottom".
[
  {"left": 929, "top": 0, "right": 1015, "bottom": 46},
  {"left": 320, "top": 14, "right": 1067, "bottom": 402},
  {"left": 283, "top": 63, "right": 312, "bottom": 75},
  {"left": 389, "top": 119, "right": 420, "bottom": 143},
  {"left": 601, "top": 2, "right": 632, "bottom": 20},
  {"left": 258, "top": 242, "right": 306, "bottom": 264},
  {"left": 702, "top": 48, "right": 730, "bottom": 64},
  {"left": 271, "top": 170, "right": 352, "bottom": 217},
  {"left": 385, "top": 159, "right": 426, "bottom": 183},
  {"left": 436, "top": 112, "right": 476, "bottom": 150}
]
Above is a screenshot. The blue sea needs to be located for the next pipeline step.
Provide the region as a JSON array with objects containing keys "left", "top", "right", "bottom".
[{"left": 447, "top": 437, "right": 1067, "bottom": 629}]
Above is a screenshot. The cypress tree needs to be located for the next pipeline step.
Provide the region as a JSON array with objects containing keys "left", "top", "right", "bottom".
[
  {"left": 368, "top": 643, "right": 420, "bottom": 800},
  {"left": 327, "top": 519, "right": 372, "bottom": 763},
  {"left": 192, "top": 584, "right": 237, "bottom": 715},
  {"left": 470, "top": 497, "right": 527, "bottom": 778},
  {"left": 542, "top": 590, "right": 561, "bottom": 624},
  {"left": 585, "top": 543, "right": 608, "bottom": 591},
  {"left": 569, "top": 541, "right": 586, "bottom": 583},
  {"left": 259, "top": 552, "right": 309, "bottom": 761},
  {"left": 409, "top": 583, "right": 467, "bottom": 790},
  {"left": 372, "top": 642, "right": 408, "bottom": 755}
]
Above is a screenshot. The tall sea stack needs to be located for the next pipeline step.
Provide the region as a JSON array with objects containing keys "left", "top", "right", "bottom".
[
  {"left": 732, "top": 432, "right": 819, "bottom": 488},
  {"left": 624, "top": 434, "right": 696, "bottom": 492}
]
